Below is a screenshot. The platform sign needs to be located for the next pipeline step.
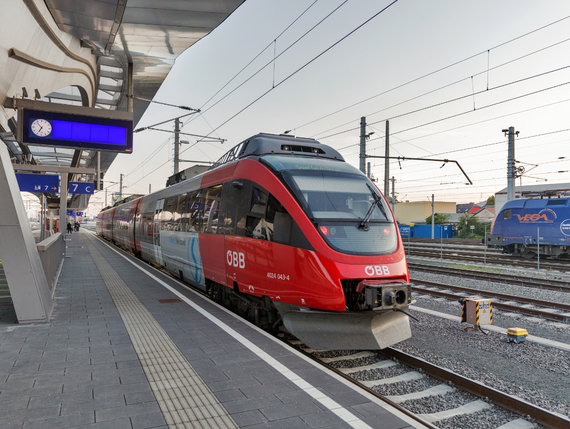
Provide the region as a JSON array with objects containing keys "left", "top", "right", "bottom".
[
  {"left": 69, "top": 182, "right": 94, "bottom": 194},
  {"left": 19, "top": 108, "right": 133, "bottom": 153},
  {"left": 16, "top": 173, "right": 58, "bottom": 193}
]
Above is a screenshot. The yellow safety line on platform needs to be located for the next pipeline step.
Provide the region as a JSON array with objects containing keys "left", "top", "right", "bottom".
[{"left": 86, "top": 241, "right": 238, "bottom": 429}]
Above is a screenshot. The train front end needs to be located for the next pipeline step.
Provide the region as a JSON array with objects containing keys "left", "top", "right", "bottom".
[{"left": 257, "top": 150, "right": 412, "bottom": 350}]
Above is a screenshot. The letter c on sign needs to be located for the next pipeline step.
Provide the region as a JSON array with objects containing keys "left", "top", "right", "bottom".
[{"left": 365, "top": 266, "right": 375, "bottom": 276}]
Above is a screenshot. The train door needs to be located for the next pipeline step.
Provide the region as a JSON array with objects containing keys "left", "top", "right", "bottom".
[{"left": 153, "top": 199, "right": 165, "bottom": 265}]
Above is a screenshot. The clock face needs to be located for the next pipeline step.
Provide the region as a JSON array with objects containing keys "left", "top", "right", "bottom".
[{"left": 30, "top": 119, "right": 52, "bottom": 137}]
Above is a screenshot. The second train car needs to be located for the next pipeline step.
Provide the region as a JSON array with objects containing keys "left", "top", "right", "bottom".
[{"left": 97, "top": 133, "right": 412, "bottom": 350}]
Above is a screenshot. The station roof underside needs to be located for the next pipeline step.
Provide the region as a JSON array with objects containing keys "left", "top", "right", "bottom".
[{"left": 2, "top": 0, "right": 244, "bottom": 210}]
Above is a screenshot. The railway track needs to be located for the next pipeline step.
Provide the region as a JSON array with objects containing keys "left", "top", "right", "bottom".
[
  {"left": 408, "top": 263, "right": 570, "bottom": 293},
  {"left": 410, "top": 278, "right": 570, "bottom": 323},
  {"left": 284, "top": 339, "right": 570, "bottom": 429},
  {"left": 406, "top": 245, "right": 570, "bottom": 270}
]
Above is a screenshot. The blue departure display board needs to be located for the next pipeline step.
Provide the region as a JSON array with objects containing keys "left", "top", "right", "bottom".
[{"left": 21, "top": 108, "right": 133, "bottom": 153}]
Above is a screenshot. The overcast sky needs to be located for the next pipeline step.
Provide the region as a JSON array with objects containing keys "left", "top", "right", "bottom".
[{"left": 91, "top": 0, "right": 570, "bottom": 214}]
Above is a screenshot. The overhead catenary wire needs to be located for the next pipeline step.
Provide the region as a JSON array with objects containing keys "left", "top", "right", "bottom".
[
  {"left": 293, "top": 14, "right": 570, "bottom": 134},
  {"left": 179, "top": 0, "right": 350, "bottom": 132},
  {"left": 177, "top": 0, "right": 400, "bottom": 160}
]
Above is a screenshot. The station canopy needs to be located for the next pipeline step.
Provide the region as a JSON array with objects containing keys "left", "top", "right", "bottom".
[{"left": 1, "top": 0, "right": 244, "bottom": 210}]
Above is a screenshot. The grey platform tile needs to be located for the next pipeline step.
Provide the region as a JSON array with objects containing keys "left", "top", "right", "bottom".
[
  {"left": 0, "top": 422, "right": 24, "bottom": 429},
  {"left": 213, "top": 388, "right": 246, "bottom": 403},
  {"left": 350, "top": 402, "right": 392, "bottom": 418},
  {"left": 260, "top": 401, "right": 323, "bottom": 421},
  {"left": 223, "top": 365, "right": 275, "bottom": 381},
  {"left": 0, "top": 405, "right": 60, "bottom": 426},
  {"left": 300, "top": 410, "right": 344, "bottom": 428},
  {"left": 96, "top": 402, "right": 161, "bottom": 422},
  {"left": 232, "top": 409, "right": 268, "bottom": 427},
  {"left": 60, "top": 395, "right": 126, "bottom": 415},
  {"left": 207, "top": 375, "right": 262, "bottom": 393},
  {"left": 20, "top": 412, "right": 93, "bottom": 429},
  {"left": 239, "top": 381, "right": 297, "bottom": 399},
  {"left": 28, "top": 389, "right": 93, "bottom": 408},
  {"left": 247, "top": 416, "right": 313, "bottom": 429},
  {"left": 223, "top": 395, "right": 283, "bottom": 414},
  {"left": 124, "top": 390, "right": 156, "bottom": 405},
  {"left": 130, "top": 412, "right": 167, "bottom": 429},
  {"left": 0, "top": 396, "right": 30, "bottom": 411}
]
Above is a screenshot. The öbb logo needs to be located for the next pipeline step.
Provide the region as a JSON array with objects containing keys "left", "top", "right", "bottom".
[
  {"left": 365, "top": 266, "right": 390, "bottom": 276},
  {"left": 515, "top": 209, "right": 556, "bottom": 222},
  {"left": 227, "top": 251, "right": 245, "bottom": 269}
]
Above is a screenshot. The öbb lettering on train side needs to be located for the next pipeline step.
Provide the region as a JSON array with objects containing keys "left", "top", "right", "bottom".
[
  {"left": 227, "top": 251, "right": 245, "bottom": 269},
  {"left": 365, "top": 265, "right": 390, "bottom": 276}
]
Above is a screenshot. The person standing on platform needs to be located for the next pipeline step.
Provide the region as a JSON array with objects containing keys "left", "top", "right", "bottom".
[{"left": 67, "top": 222, "right": 72, "bottom": 234}]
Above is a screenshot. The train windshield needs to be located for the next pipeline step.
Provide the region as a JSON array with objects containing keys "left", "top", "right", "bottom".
[{"left": 284, "top": 170, "right": 397, "bottom": 255}]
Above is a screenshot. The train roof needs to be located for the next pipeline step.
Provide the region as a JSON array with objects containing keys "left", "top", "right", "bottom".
[
  {"left": 210, "top": 133, "right": 344, "bottom": 170},
  {"left": 501, "top": 197, "right": 570, "bottom": 210}
]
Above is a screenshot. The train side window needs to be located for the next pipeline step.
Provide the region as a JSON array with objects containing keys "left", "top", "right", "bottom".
[
  {"left": 203, "top": 185, "right": 222, "bottom": 233},
  {"left": 246, "top": 187, "right": 270, "bottom": 240},
  {"left": 503, "top": 209, "right": 511, "bottom": 220},
  {"left": 163, "top": 197, "right": 177, "bottom": 231},
  {"left": 188, "top": 190, "right": 203, "bottom": 232},
  {"left": 176, "top": 193, "right": 189, "bottom": 232}
]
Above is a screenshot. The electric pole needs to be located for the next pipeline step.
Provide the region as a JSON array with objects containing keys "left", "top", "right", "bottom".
[
  {"left": 431, "top": 194, "right": 435, "bottom": 239},
  {"left": 119, "top": 173, "right": 123, "bottom": 200},
  {"left": 174, "top": 118, "right": 181, "bottom": 174},
  {"left": 503, "top": 126, "right": 518, "bottom": 202},
  {"left": 384, "top": 120, "right": 389, "bottom": 198},
  {"left": 359, "top": 117, "right": 366, "bottom": 174},
  {"left": 391, "top": 176, "right": 396, "bottom": 214}
]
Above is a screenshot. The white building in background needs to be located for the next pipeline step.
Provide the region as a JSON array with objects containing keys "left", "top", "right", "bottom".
[{"left": 495, "top": 183, "right": 570, "bottom": 214}]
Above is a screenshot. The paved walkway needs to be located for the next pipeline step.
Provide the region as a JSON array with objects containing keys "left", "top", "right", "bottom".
[{"left": 0, "top": 230, "right": 421, "bottom": 429}]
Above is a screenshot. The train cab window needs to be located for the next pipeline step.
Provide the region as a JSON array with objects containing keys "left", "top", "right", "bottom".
[
  {"left": 245, "top": 187, "right": 293, "bottom": 244},
  {"left": 503, "top": 209, "right": 511, "bottom": 220},
  {"left": 246, "top": 187, "right": 270, "bottom": 240},
  {"left": 203, "top": 185, "right": 222, "bottom": 233}
]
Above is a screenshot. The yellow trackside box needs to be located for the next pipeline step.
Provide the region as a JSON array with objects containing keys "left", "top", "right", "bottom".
[
  {"left": 507, "top": 327, "right": 528, "bottom": 343},
  {"left": 461, "top": 299, "right": 492, "bottom": 326}
]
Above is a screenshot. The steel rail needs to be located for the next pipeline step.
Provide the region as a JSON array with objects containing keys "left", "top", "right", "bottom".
[
  {"left": 411, "top": 278, "right": 570, "bottom": 312},
  {"left": 411, "top": 285, "right": 570, "bottom": 323},
  {"left": 408, "top": 249, "right": 570, "bottom": 270},
  {"left": 383, "top": 348, "right": 570, "bottom": 429},
  {"left": 282, "top": 341, "right": 438, "bottom": 429},
  {"left": 408, "top": 263, "right": 570, "bottom": 292}
]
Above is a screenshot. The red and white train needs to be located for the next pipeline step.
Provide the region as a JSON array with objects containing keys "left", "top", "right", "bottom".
[{"left": 97, "top": 134, "right": 412, "bottom": 350}]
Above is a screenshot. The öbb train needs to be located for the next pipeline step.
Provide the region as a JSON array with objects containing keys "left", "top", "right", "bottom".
[
  {"left": 488, "top": 197, "right": 570, "bottom": 258},
  {"left": 96, "top": 133, "right": 412, "bottom": 350}
]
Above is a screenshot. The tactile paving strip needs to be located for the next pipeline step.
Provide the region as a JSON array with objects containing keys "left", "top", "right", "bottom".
[{"left": 86, "top": 241, "right": 238, "bottom": 429}]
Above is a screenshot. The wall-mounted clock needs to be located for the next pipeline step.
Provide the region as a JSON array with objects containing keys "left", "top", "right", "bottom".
[{"left": 30, "top": 118, "right": 52, "bottom": 137}]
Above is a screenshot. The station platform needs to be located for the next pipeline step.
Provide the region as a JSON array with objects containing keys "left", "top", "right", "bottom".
[{"left": 0, "top": 230, "right": 423, "bottom": 429}]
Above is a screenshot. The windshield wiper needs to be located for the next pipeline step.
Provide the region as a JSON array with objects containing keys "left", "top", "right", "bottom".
[{"left": 359, "top": 184, "right": 388, "bottom": 231}]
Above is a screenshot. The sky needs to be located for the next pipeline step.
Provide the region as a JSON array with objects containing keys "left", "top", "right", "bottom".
[{"left": 88, "top": 0, "right": 570, "bottom": 215}]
